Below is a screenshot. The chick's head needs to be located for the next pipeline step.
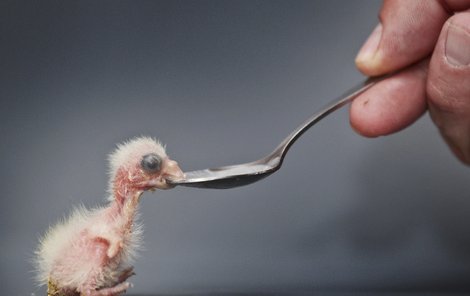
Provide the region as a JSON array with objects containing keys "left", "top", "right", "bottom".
[{"left": 108, "top": 137, "right": 184, "bottom": 195}]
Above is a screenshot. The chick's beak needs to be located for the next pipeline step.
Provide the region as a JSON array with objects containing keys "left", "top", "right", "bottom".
[
  {"left": 163, "top": 159, "right": 184, "bottom": 180},
  {"left": 158, "top": 158, "right": 184, "bottom": 189}
]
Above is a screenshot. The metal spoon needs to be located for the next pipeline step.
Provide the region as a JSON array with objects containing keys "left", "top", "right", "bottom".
[{"left": 168, "top": 74, "right": 388, "bottom": 189}]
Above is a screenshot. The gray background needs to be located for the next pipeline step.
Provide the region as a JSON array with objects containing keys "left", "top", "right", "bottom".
[{"left": 1, "top": 1, "right": 469, "bottom": 295}]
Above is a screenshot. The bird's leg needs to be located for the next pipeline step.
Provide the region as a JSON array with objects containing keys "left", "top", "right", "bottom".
[
  {"left": 79, "top": 268, "right": 134, "bottom": 296},
  {"left": 82, "top": 282, "right": 131, "bottom": 296},
  {"left": 81, "top": 267, "right": 134, "bottom": 296}
]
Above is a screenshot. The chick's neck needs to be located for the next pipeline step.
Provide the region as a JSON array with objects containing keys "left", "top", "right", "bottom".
[{"left": 110, "top": 167, "right": 143, "bottom": 225}]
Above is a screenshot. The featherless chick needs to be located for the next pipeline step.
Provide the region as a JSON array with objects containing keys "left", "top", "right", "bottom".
[{"left": 35, "top": 137, "right": 184, "bottom": 295}]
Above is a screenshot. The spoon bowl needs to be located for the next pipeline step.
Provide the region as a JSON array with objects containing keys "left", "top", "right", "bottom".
[{"left": 171, "top": 156, "right": 281, "bottom": 189}]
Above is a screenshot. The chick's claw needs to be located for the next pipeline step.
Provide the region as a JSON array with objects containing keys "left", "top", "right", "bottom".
[
  {"left": 84, "top": 282, "right": 132, "bottom": 296},
  {"left": 118, "top": 267, "right": 135, "bottom": 282}
]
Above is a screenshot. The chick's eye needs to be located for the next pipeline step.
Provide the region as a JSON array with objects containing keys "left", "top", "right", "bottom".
[{"left": 141, "top": 153, "right": 162, "bottom": 173}]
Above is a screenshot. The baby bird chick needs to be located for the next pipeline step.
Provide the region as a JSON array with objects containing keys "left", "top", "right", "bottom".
[{"left": 35, "top": 137, "right": 184, "bottom": 296}]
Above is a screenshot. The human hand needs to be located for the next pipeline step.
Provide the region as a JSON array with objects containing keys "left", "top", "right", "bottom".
[{"left": 350, "top": 0, "right": 470, "bottom": 164}]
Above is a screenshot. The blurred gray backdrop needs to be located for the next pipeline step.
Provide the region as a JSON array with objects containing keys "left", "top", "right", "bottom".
[{"left": 1, "top": 1, "right": 469, "bottom": 295}]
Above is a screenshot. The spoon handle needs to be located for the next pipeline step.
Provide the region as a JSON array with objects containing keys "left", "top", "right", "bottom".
[{"left": 269, "top": 74, "right": 389, "bottom": 163}]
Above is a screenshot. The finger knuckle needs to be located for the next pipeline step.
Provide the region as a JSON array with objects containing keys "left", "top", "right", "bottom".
[{"left": 427, "top": 74, "right": 469, "bottom": 113}]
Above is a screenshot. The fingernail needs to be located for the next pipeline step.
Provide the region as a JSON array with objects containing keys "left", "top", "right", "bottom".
[
  {"left": 445, "top": 24, "right": 470, "bottom": 66},
  {"left": 356, "top": 23, "right": 383, "bottom": 65}
]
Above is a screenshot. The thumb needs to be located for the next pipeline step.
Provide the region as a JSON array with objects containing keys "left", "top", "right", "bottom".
[
  {"left": 356, "top": 0, "right": 448, "bottom": 76},
  {"left": 427, "top": 11, "right": 470, "bottom": 164}
]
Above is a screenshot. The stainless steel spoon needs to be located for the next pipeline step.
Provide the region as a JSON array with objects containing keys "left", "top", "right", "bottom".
[{"left": 168, "top": 74, "right": 388, "bottom": 189}]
